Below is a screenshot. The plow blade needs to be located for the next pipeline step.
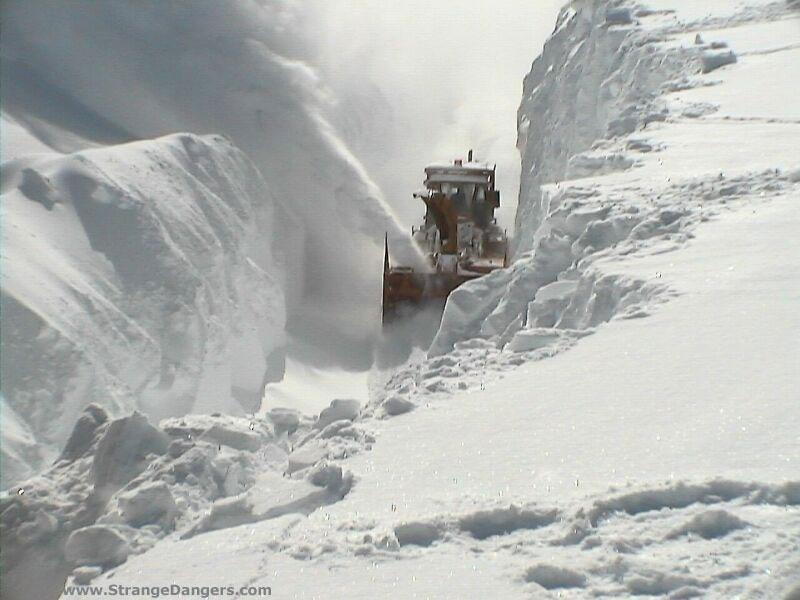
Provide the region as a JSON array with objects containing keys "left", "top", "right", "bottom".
[{"left": 382, "top": 267, "right": 477, "bottom": 325}]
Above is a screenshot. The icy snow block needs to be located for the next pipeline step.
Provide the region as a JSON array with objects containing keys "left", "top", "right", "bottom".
[
  {"left": 701, "top": 49, "right": 737, "bottom": 73},
  {"left": 382, "top": 396, "right": 415, "bottom": 416},
  {"left": 92, "top": 413, "right": 169, "bottom": 495},
  {"left": 268, "top": 408, "right": 301, "bottom": 434},
  {"left": 16, "top": 508, "right": 58, "bottom": 544},
  {"left": 287, "top": 443, "right": 328, "bottom": 474},
  {"left": 316, "top": 399, "right": 360, "bottom": 429},
  {"left": 117, "top": 481, "right": 178, "bottom": 528},
  {"left": 59, "top": 403, "right": 109, "bottom": 462},
  {"left": 318, "top": 420, "right": 359, "bottom": 440},
  {"left": 167, "top": 438, "right": 193, "bottom": 458},
  {"left": 200, "top": 423, "right": 261, "bottom": 452},
  {"left": 306, "top": 462, "right": 343, "bottom": 489},
  {"left": 65, "top": 525, "right": 130, "bottom": 567},
  {"left": 534, "top": 280, "right": 579, "bottom": 304},
  {"left": 507, "top": 329, "right": 561, "bottom": 353},
  {"left": 183, "top": 495, "right": 256, "bottom": 538}
]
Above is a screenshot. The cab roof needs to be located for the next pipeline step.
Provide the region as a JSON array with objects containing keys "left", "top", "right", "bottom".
[{"left": 424, "top": 161, "right": 496, "bottom": 186}]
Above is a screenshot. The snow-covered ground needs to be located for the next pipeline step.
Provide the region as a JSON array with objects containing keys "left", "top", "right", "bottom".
[{"left": 2, "top": 0, "right": 799, "bottom": 599}]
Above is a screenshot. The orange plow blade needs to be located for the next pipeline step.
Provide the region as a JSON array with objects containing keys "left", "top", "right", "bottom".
[{"left": 381, "top": 238, "right": 477, "bottom": 324}]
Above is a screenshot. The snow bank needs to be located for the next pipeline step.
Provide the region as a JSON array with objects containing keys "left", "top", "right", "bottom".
[
  {"left": 427, "top": 0, "right": 690, "bottom": 356},
  {"left": 428, "top": 0, "right": 799, "bottom": 358},
  {"left": 1, "top": 401, "right": 367, "bottom": 599},
  {"left": 1, "top": 133, "right": 286, "bottom": 486}
]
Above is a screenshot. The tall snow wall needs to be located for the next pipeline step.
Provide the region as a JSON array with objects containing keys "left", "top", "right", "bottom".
[
  {"left": 0, "top": 0, "right": 420, "bottom": 358},
  {"left": 1, "top": 134, "right": 287, "bottom": 486},
  {"left": 429, "top": 0, "right": 698, "bottom": 355}
]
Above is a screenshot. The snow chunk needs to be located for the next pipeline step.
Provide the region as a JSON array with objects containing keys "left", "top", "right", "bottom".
[
  {"left": 267, "top": 408, "right": 302, "bottom": 435},
  {"left": 162, "top": 414, "right": 269, "bottom": 451},
  {"left": 58, "top": 404, "right": 109, "bottom": 463},
  {"left": 65, "top": 525, "right": 130, "bottom": 567},
  {"left": 116, "top": 482, "right": 178, "bottom": 529},
  {"left": 382, "top": 396, "right": 416, "bottom": 416},
  {"left": 667, "top": 509, "right": 748, "bottom": 539},
  {"left": 507, "top": 328, "right": 562, "bottom": 353},
  {"left": 287, "top": 443, "right": 328, "bottom": 475},
  {"left": 200, "top": 423, "right": 262, "bottom": 452},
  {"left": 92, "top": 413, "right": 169, "bottom": 496},
  {"left": 535, "top": 280, "right": 580, "bottom": 303},
  {"left": 524, "top": 564, "right": 586, "bottom": 589},
  {"left": 306, "top": 462, "right": 344, "bottom": 489},
  {"left": 458, "top": 505, "right": 558, "bottom": 539},
  {"left": 316, "top": 399, "right": 361, "bottom": 429},
  {"left": 701, "top": 49, "right": 738, "bottom": 73},
  {"left": 183, "top": 495, "right": 255, "bottom": 537},
  {"left": 626, "top": 571, "right": 702, "bottom": 596},
  {"left": 16, "top": 508, "right": 58, "bottom": 544}
]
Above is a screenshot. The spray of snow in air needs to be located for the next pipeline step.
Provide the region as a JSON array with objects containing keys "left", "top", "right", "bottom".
[{"left": 299, "top": 0, "right": 564, "bottom": 228}]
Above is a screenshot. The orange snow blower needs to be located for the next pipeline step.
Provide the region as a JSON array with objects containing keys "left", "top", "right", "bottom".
[{"left": 382, "top": 151, "right": 508, "bottom": 324}]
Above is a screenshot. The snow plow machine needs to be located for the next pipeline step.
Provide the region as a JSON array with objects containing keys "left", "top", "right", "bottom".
[{"left": 382, "top": 151, "right": 508, "bottom": 324}]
